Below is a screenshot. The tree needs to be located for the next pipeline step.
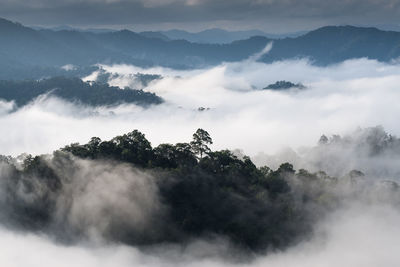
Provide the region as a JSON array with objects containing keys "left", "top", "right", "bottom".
[
  {"left": 318, "top": 135, "right": 328, "bottom": 145},
  {"left": 190, "top": 129, "right": 213, "bottom": 159},
  {"left": 85, "top": 137, "right": 101, "bottom": 157},
  {"left": 111, "top": 130, "right": 153, "bottom": 166},
  {"left": 153, "top": 144, "right": 179, "bottom": 169}
]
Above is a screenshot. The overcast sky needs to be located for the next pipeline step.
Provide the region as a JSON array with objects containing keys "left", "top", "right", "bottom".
[{"left": 1, "top": 0, "right": 400, "bottom": 32}]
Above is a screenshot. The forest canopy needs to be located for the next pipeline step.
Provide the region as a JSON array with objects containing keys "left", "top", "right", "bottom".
[
  {"left": 0, "top": 77, "right": 163, "bottom": 107},
  {"left": 0, "top": 128, "right": 398, "bottom": 253}
]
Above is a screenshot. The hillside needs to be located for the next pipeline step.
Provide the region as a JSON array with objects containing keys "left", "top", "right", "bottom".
[
  {"left": 262, "top": 25, "right": 400, "bottom": 65},
  {"left": 2, "top": 18, "right": 400, "bottom": 80},
  {"left": 0, "top": 77, "right": 162, "bottom": 107}
]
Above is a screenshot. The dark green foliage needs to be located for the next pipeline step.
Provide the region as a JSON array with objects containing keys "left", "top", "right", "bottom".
[
  {"left": 190, "top": 128, "right": 213, "bottom": 158},
  {"left": 22, "top": 155, "right": 61, "bottom": 191},
  {"left": 0, "top": 128, "right": 383, "bottom": 252},
  {"left": 111, "top": 130, "right": 154, "bottom": 167},
  {"left": 3, "top": 155, "right": 61, "bottom": 230},
  {"left": 0, "top": 77, "right": 162, "bottom": 107},
  {"left": 95, "top": 70, "right": 163, "bottom": 87},
  {"left": 63, "top": 130, "right": 154, "bottom": 167},
  {"left": 153, "top": 143, "right": 197, "bottom": 169},
  {"left": 263, "top": 81, "right": 306, "bottom": 90}
]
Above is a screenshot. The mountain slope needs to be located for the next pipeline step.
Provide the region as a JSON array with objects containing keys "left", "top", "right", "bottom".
[
  {"left": 0, "top": 77, "right": 162, "bottom": 107},
  {"left": 1, "top": 18, "right": 400, "bottom": 80},
  {"left": 262, "top": 26, "right": 400, "bottom": 65},
  {"left": 161, "top": 28, "right": 267, "bottom": 43},
  {"left": 0, "top": 18, "right": 269, "bottom": 76},
  {"left": 161, "top": 28, "right": 306, "bottom": 43}
]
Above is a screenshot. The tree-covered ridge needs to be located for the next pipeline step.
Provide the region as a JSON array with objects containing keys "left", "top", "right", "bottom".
[
  {"left": 93, "top": 69, "right": 163, "bottom": 89},
  {"left": 3, "top": 18, "right": 400, "bottom": 80},
  {"left": 263, "top": 81, "right": 306, "bottom": 90},
  {"left": 0, "top": 129, "right": 398, "bottom": 252},
  {"left": 0, "top": 77, "right": 163, "bottom": 107}
]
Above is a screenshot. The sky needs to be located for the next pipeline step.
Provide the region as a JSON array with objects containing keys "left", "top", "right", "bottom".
[{"left": 1, "top": 0, "right": 400, "bottom": 32}]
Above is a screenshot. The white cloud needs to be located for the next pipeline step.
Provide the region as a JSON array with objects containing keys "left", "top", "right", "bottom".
[
  {"left": 2, "top": 58, "right": 400, "bottom": 160},
  {"left": 61, "top": 64, "right": 77, "bottom": 71},
  {"left": 0, "top": 203, "right": 399, "bottom": 266}
]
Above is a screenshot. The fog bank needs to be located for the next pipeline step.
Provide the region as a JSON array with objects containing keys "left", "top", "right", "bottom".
[
  {"left": 0, "top": 203, "right": 399, "bottom": 267},
  {"left": 1, "top": 58, "right": 400, "bottom": 160}
]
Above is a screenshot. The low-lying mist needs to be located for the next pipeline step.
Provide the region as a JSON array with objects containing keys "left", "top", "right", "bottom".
[
  {"left": 2, "top": 57, "right": 400, "bottom": 159},
  {"left": 1, "top": 53, "right": 400, "bottom": 265},
  {"left": 1, "top": 203, "right": 400, "bottom": 267},
  {"left": 0, "top": 145, "right": 400, "bottom": 267}
]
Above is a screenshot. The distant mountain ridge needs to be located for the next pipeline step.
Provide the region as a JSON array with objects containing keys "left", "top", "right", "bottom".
[
  {"left": 1, "top": 18, "right": 400, "bottom": 80},
  {"left": 32, "top": 24, "right": 305, "bottom": 43},
  {"left": 0, "top": 18, "right": 270, "bottom": 79},
  {"left": 260, "top": 25, "right": 400, "bottom": 65},
  {"left": 159, "top": 28, "right": 306, "bottom": 43}
]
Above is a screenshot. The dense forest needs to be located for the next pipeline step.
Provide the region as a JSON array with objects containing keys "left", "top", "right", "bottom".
[
  {"left": 0, "top": 128, "right": 397, "bottom": 253},
  {"left": 94, "top": 69, "right": 163, "bottom": 89},
  {"left": 0, "top": 77, "right": 162, "bottom": 107}
]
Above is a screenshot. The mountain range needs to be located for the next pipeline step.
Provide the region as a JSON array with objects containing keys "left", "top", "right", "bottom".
[
  {"left": 1, "top": 17, "right": 400, "bottom": 80},
  {"left": 34, "top": 26, "right": 306, "bottom": 43},
  {"left": 155, "top": 28, "right": 307, "bottom": 43}
]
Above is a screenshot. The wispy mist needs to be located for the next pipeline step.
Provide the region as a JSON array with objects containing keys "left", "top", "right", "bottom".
[{"left": 0, "top": 197, "right": 399, "bottom": 266}]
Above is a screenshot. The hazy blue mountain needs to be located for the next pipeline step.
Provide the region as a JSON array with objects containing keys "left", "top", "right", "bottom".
[
  {"left": 2, "top": 18, "right": 400, "bottom": 80},
  {"left": 0, "top": 18, "right": 269, "bottom": 79},
  {"left": 161, "top": 28, "right": 267, "bottom": 43},
  {"left": 34, "top": 26, "right": 304, "bottom": 43},
  {"left": 360, "top": 23, "right": 400, "bottom": 32},
  {"left": 139, "top": 31, "right": 170, "bottom": 41},
  {"left": 266, "top": 31, "right": 308, "bottom": 39},
  {"left": 161, "top": 28, "right": 307, "bottom": 43},
  {"left": 261, "top": 25, "right": 400, "bottom": 65}
]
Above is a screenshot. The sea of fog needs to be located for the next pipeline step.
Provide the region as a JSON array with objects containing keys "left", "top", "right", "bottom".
[
  {"left": 1, "top": 52, "right": 400, "bottom": 266},
  {"left": 1, "top": 57, "right": 400, "bottom": 159}
]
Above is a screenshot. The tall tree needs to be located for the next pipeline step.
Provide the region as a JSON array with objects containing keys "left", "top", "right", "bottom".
[{"left": 190, "top": 128, "right": 213, "bottom": 159}]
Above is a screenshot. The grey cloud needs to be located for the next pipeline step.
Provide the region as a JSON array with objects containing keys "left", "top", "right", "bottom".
[{"left": 1, "top": 0, "right": 400, "bottom": 31}]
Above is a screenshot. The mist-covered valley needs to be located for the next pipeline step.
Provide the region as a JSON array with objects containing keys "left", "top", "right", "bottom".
[
  {"left": 1, "top": 11, "right": 400, "bottom": 266},
  {"left": 2, "top": 57, "right": 400, "bottom": 159},
  {"left": 0, "top": 54, "right": 400, "bottom": 266}
]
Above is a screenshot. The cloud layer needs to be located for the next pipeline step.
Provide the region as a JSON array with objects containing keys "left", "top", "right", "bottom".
[
  {"left": 2, "top": 57, "right": 400, "bottom": 159},
  {"left": 0, "top": 202, "right": 399, "bottom": 266},
  {"left": 1, "top": 54, "right": 400, "bottom": 265}
]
